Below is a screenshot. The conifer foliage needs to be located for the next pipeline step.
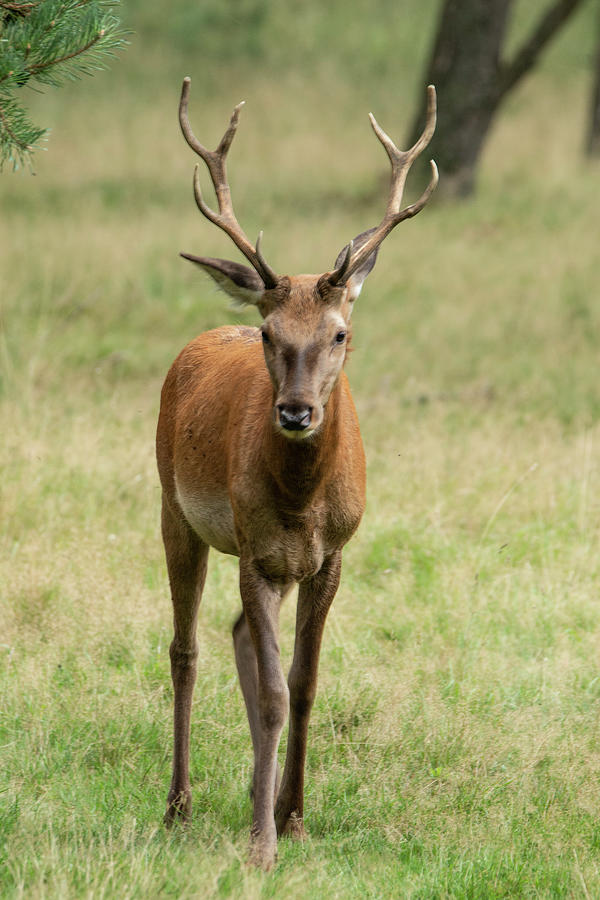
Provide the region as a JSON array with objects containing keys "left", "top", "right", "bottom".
[{"left": 0, "top": 0, "right": 126, "bottom": 170}]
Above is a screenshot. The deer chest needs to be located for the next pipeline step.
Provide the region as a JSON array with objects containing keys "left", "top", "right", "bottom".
[
  {"left": 237, "top": 498, "right": 361, "bottom": 584},
  {"left": 256, "top": 522, "right": 326, "bottom": 583}
]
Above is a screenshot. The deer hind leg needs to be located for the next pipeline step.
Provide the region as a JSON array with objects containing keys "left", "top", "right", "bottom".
[
  {"left": 275, "top": 551, "right": 342, "bottom": 840},
  {"left": 161, "top": 496, "right": 209, "bottom": 826}
]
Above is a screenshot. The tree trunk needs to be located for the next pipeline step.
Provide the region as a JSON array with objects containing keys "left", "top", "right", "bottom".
[
  {"left": 586, "top": 9, "right": 600, "bottom": 156},
  {"left": 409, "top": 0, "right": 587, "bottom": 197},
  {"left": 408, "top": 0, "right": 512, "bottom": 197}
]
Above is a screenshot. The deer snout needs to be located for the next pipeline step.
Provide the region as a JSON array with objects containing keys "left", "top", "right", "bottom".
[{"left": 277, "top": 404, "right": 312, "bottom": 432}]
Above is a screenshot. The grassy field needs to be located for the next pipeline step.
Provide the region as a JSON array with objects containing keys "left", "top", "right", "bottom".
[{"left": 2, "top": 0, "right": 600, "bottom": 896}]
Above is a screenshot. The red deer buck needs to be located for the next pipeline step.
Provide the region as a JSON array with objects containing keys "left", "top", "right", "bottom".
[{"left": 156, "top": 76, "right": 438, "bottom": 870}]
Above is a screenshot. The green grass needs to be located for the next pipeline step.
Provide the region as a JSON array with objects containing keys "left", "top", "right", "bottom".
[{"left": 2, "top": 0, "right": 600, "bottom": 896}]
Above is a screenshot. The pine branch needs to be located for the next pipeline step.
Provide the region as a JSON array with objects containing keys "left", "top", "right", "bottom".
[
  {"left": 27, "top": 27, "right": 103, "bottom": 75},
  {"left": 0, "top": 0, "right": 127, "bottom": 171},
  {"left": 0, "top": 2, "right": 37, "bottom": 12},
  {"left": 498, "top": 0, "right": 587, "bottom": 100},
  {"left": 0, "top": 100, "right": 29, "bottom": 150},
  {"left": 0, "top": 90, "right": 46, "bottom": 168}
]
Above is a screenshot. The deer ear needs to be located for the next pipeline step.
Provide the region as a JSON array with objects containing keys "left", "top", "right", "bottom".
[
  {"left": 181, "top": 253, "right": 265, "bottom": 305},
  {"left": 333, "top": 227, "right": 379, "bottom": 302}
]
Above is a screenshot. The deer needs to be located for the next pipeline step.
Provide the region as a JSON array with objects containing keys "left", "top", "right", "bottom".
[{"left": 156, "top": 75, "right": 438, "bottom": 870}]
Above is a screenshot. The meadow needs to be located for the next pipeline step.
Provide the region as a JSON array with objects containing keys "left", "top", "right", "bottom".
[{"left": 2, "top": 0, "right": 600, "bottom": 895}]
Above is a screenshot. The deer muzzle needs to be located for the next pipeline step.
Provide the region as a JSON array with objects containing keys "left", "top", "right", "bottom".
[{"left": 277, "top": 404, "right": 313, "bottom": 433}]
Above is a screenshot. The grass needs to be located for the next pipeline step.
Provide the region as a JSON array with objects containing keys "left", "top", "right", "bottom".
[{"left": 2, "top": 0, "right": 600, "bottom": 895}]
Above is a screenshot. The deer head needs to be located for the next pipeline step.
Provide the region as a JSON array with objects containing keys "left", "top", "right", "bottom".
[{"left": 178, "top": 77, "right": 438, "bottom": 439}]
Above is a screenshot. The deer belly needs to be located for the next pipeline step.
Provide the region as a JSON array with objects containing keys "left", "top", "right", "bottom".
[{"left": 175, "top": 479, "right": 239, "bottom": 556}]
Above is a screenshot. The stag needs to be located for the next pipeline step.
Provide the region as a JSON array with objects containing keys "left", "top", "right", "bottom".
[{"left": 156, "top": 76, "right": 438, "bottom": 870}]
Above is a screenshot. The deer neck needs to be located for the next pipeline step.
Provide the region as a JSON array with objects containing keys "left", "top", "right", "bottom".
[{"left": 265, "top": 381, "right": 342, "bottom": 509}]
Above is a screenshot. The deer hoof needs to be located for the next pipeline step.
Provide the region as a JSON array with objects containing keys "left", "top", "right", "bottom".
[
  {"left": 278, "top": 809, "right": 307, "bottom": 841},
  {"left": 164, "top": 789, "right": 192, "bottom": 827},
  {"left": 248, "top": 825, "right": 277, "bottom": 871}
]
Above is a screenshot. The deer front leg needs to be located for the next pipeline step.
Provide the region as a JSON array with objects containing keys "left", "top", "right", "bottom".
[
  {"left": 232, "top": 582, "right": 293, "bottom": 801},
  {"left": 161, "top": 497, "right": 209, "bottom": 826},
  {"left": 233, "top": 610, "right": 286, "bottom": 804},
  {"left": 232, "top": 610, "right": 263, "bottom": 798},
  {"left": 275, "top": 551, "right": 342, "bottom": 839},
  {"left": 239, "top": 558, "right": 289, "bottom": 871}
]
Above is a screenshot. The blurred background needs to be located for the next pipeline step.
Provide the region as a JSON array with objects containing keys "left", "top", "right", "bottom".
[{"left": 2, "top": 1, "right": 600, "bottom": 895}]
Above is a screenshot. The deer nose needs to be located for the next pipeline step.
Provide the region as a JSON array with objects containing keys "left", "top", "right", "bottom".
[{"left": 277, "top": 404, "right": 312, "bottom": 431}]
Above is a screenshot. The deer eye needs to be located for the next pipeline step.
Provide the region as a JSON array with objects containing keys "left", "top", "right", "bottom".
[
  {"left": 335, "top": 331, "right": 347, "bottom": 344},
  {"left": 261, "top": 329, "right": 270, "bottom": 345}
]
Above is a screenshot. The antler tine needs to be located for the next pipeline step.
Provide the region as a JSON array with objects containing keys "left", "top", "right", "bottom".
[
  {"left": 255, "top": 230, "right": 275, "bottom": 283},
  {"left": 179, "top": 77, "right": 278, "bottom": 289},
  {"left": 179, "top": 76, "right": 206, "bottom": 159},
  {"left": 328, "top": 239, "right": 354, "bottom": 284},
  {"left": 329, "top": 85, "right": 438, "bottom": 287},
  {"left": 217, "top": 100, "right": 245, "bottom": 156}
]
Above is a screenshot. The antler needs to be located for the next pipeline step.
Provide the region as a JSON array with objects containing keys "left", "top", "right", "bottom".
[
  {"left": 329, "top": 85, "right": 439, "bottom": 286},
  {"left": 179, "top": 77, "right": 279, "bottom": 289}
]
